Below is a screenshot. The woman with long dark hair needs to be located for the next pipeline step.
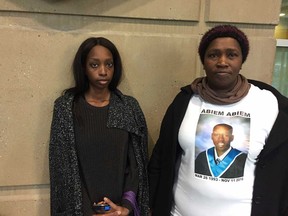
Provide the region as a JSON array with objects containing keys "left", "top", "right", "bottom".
[{"left": 49, "top": 37, "right": 149, "bottom": 216}]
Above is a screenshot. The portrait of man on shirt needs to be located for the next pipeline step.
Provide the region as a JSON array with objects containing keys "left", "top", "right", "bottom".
[{"left": 195, "top": 123, "right": 247, "bottom": 178}]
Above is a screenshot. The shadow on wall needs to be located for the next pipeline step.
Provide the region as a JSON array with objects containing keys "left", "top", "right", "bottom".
[{"left": 4, "top": 0, "right": 154, "bottom": 31}]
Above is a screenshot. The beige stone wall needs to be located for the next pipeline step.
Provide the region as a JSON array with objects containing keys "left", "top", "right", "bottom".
[{"left": 0, "top": 0, "right": 282, "bottom": 215}]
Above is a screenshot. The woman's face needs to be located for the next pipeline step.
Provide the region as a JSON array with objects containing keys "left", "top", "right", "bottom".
[
  {"left": 203, "top": 37, "right": 243, "bottom": 92},
  {"left": 85, "top": 45, "right": 114, "bottom": 91}
]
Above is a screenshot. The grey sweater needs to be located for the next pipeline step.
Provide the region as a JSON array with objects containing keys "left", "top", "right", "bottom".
[{"left": 49, "top": 89, "right": 149, "bottom": 216}]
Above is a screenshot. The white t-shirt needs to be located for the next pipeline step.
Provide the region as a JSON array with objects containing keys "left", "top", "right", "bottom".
[{"left": 171, "top": 84, "right": 278, "bottom": 216}]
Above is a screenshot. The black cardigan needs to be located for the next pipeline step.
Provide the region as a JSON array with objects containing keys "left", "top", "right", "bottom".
[{"left": 148, "top": 80, "right": 288, "bottom": 216}]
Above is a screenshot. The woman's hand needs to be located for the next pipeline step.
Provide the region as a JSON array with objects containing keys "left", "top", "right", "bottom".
[{"left": 93, "top": 197, "right": 130, "bottom": 216}]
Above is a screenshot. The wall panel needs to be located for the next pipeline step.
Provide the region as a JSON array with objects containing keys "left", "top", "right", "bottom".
[
  {"left": 206, "top": 0, "right": 281, "bottom": 24},
  {"left": 0, "top": 0, "right": 200, "bottom": 21}
]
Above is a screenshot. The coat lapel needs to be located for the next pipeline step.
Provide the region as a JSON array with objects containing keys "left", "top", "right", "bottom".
[{"left": 107, "top": 91, "right": 143, "bottom": 136}]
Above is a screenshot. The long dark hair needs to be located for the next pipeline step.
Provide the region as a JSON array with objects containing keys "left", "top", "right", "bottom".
[{"left": 65, "top": 37, "right": 123, "bottom": 96}]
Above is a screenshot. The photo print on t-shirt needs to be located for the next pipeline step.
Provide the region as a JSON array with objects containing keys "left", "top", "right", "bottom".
[{"left": 194, "top": 109, "right": 250, "bottom": 181}]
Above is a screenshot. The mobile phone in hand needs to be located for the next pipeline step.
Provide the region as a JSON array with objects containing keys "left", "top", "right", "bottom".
[{"left": 92, "top": 203, "right": 111, "bottom": 214}]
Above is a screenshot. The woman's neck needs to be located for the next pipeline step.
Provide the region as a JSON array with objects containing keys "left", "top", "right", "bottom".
[{"left": 84, "top": 88, "right": 111, "bottom": 107}]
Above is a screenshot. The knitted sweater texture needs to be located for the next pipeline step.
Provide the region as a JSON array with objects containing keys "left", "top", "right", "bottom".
[{"left": 49, "top": 89, "right": 149, "bottom": 216}]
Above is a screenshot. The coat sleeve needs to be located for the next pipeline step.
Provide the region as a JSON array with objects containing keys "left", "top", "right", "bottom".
[
  {"left": 49, "top": 100, "right": 66, "bottom": 215},
  {"left": 49, "top": 97, "right": 81, "bottom": 215},
  {"left": 148, "top": 89, "right": 190, "bottom": 212},
  {"left": 121, "top": 138, "right": 140, "bottom": 212},
  {"left": 147, "top": 100, "right": 176, "bottom": 209},
  {"left": 125, "top": 96, "right": 150, "bottom": 216}
]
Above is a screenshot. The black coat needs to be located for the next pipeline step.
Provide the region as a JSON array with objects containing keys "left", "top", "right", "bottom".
[{"left": 148, "top": 80, "right": 288, "bottom": 216}]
